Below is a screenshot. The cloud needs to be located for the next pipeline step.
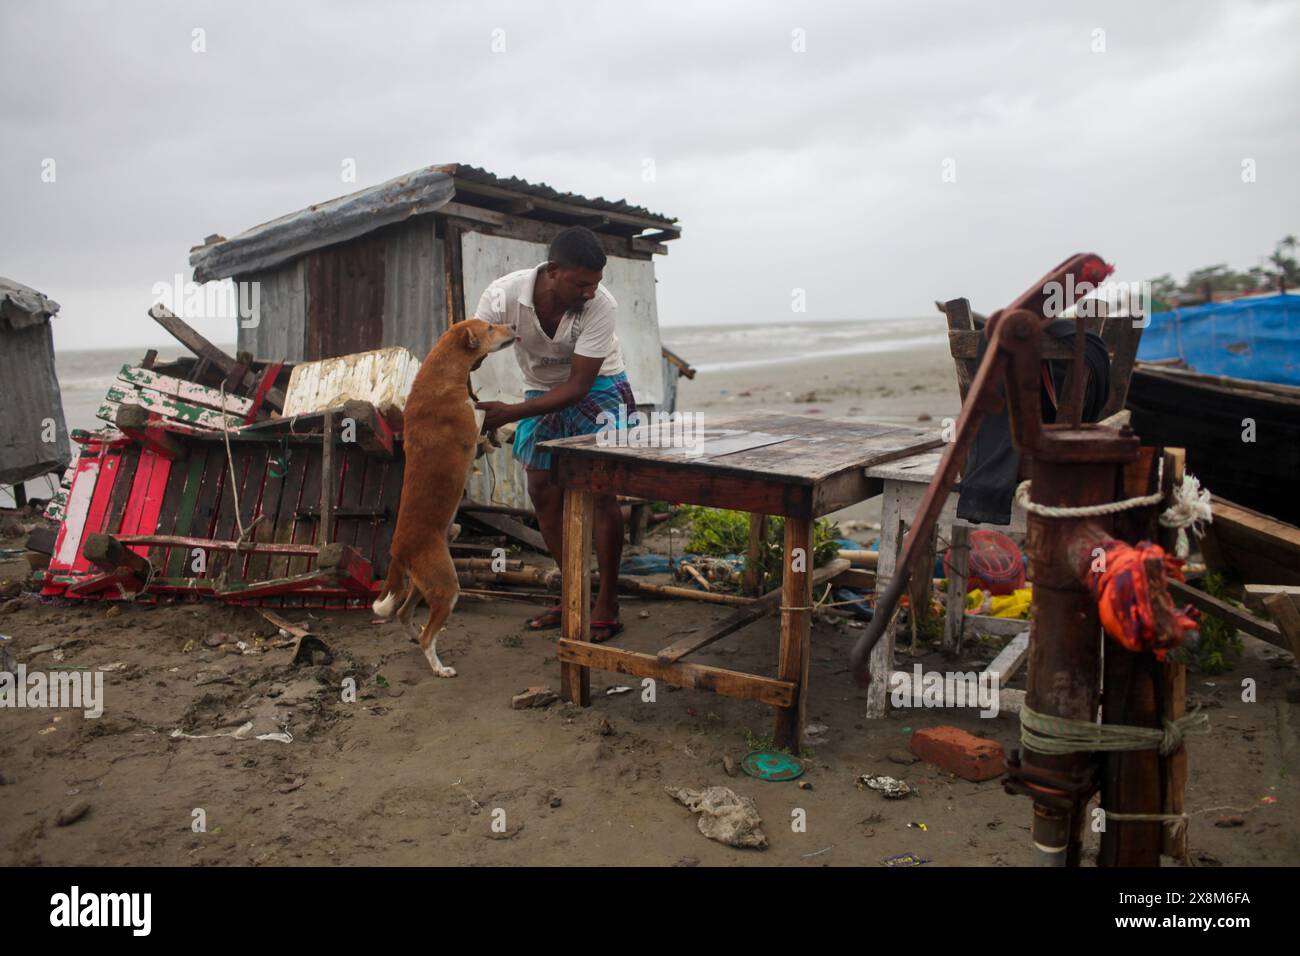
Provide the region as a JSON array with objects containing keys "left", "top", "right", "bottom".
[{"left": 0, "top": 0, "right": 1296, "bottom": 348}]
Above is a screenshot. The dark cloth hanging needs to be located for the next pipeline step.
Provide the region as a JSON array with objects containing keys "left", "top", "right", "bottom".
[{"left": 955, "top": 320, "right": 1111, "bottom": 525}]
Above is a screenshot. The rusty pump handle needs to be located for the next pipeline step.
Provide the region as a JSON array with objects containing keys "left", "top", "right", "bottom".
[{"left": 849, "top": 309, "right": 1047, "bottom": 687}]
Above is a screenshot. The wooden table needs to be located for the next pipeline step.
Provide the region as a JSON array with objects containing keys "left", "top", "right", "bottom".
[
  {"left": 863, "top": 450, "right": 1027, "bottom": 718},
  {"left": 540, "top": 410, "right": 942, "bottom": 749}
]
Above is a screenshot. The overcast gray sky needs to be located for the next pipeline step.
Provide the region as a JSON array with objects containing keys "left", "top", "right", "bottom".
[{"left": 3, "top": 0, "right": 1298, "bottom": 351}]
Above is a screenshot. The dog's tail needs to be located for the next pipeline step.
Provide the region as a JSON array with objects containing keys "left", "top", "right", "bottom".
[{"left": 372, "top": 557, "right": 407, "bottom": 619}]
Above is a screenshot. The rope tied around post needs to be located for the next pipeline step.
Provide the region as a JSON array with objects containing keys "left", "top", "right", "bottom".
[
  {"left": 1019, "top": 702, "right": 1210, "bottom": 757},
  {"left": 1014, "top": 471, "right": 1212, "bottom": 558}
]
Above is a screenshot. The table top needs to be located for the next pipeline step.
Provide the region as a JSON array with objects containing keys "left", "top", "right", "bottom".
[
  {"left": 864, "top": 449, "right": 1027, "bottom": 532},
  {"left": 540, "top": 410, "right": 943, "bottom": 487},
  {"left": 863, "top": 450, "right": 946, "bottom": 483}
]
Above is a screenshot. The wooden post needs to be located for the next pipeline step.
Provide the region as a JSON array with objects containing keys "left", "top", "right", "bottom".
[
  {"left": 866, "top": 492, "right": 909, "bottom": 718},
  {"left": 744, "top": 513, "right": 768, "bottom": 595},
  {"left": 943, "top": 298, "right": 977, "bottom": 403},
  {"left": 1157, "top": 448, "right": 1189, "bottom": 860},
  {"left": 319, "top": 410, "right": 335, "bottom": 545},
  {"left": 1263, "top": 592, "right": 1300, "bottom": 662},
  {"left": 629, "top": 502, "right": 649, "bottom": 545},
  {"left": 944, "top": 524, "right": 970, "bottom": 651},
  {"left": 908, "top": 525, "right": 937, "bottom": 655},
  {"left": 773, "top": 516, "right": 812, "bottom": 750},
  {"left": 560, "top": 487, "right": 594, "bottom": 706}
]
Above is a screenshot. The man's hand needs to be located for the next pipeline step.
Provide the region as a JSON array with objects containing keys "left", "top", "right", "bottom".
[{"left": 475, "top": 401, "right": 517, "bottom": 432}]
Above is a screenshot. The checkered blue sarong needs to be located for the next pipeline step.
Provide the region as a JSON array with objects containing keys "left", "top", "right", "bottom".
[{"left": 513, "top": 371, "right": 637, "bottom": 471}]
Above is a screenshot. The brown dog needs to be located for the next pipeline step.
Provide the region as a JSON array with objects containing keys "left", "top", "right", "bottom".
[{"left": 372, "top": 318, "right": 517, "bottom": 676}]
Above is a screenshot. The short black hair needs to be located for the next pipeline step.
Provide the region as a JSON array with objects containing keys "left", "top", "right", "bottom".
[{"left": 548, "top": 226, "right": 607, "bottom": 272}]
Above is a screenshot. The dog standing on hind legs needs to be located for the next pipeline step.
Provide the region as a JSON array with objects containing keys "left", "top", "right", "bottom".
[{"left": 372, "top": 318, "right": 517, "bottom": 676}]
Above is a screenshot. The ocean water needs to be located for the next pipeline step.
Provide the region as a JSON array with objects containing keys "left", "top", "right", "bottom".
[
  {"left": 53, "top": 344, "right": 234, "bottom": 435},
  {"left": 660, "top": 317, "right": 945, "bottom": 374}
]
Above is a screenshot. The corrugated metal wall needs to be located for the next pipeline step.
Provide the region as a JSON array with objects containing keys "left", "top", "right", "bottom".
[
  {"left": 0, "top": 320, "right": 71, "bottom": 485},
  {"left": 238, "top": 260, "right": 306, "bottom": 361},
  {"left": 381, "top": 218, "right": 445, "bottom": 361},
  {"left": 236, "top": 217, "right": 446, "bottom": 363}
]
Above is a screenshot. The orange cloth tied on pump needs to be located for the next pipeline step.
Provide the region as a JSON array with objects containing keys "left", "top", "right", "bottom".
[{"left": 1083, "top": 540, "right": 1198, "bottom": 660}]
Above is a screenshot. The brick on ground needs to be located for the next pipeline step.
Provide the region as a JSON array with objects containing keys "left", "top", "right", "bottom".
[{"left": 909, "top": 726, "right": 1006, "bottom": 781}]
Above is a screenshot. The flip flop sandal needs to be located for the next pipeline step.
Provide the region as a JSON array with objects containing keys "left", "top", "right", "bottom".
[
  {"left": 590, "top": 619, "right": 625, "bottom": 644},
  {"left": 526, "top": 605, "right": 563, "bottom": 630}
]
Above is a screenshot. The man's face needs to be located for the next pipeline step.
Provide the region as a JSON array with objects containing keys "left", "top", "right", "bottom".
[{"left": 548, "top": 264, "right": 602, "bottom": 313}]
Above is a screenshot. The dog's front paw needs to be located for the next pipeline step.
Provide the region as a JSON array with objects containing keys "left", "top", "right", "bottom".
[{"left": 434, "top": 665, "right": 458, "bottom": 678}]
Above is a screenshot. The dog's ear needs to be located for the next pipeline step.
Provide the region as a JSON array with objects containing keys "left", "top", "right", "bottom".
[{"left": 464, "top": 325, "right": 481, "bottom": 350}]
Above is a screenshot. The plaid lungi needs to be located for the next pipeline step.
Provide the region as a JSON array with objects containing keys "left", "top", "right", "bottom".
[{"left": 513, "top": 371, "right": 637, "bottom": 471}]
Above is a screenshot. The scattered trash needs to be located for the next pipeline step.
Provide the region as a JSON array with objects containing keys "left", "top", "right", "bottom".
[
  {"left": 170, "top": 722, "right": 293, "bottom": 744},
  {"left": 741, "top": 750, "right": 804, "bottom": 782},
  {"left": 948, "top": 529, "right": 1025, "bottom": 595},
  {"left": 882, "top": 852, "right": 929, "bottom": 867},
  {"left": 860, "top": 774, "right": 912, "bottom": 799},
  {"left": 605, "top": 685, "right": 632, "bottom": 696},
  {"left": 291, "top": 635, "right": 331, "bottom": 667},
  {"left": 1260, "top": 796, "right": 1278, "bottom": 805},
  {"left": 721, "top": 755, "right": 738, "bottom": 777},
  {"left": 908, "top": 821, "right": 928, "bottom": 831},
  {"left": 511, "top": 686, "right": 558, "bottom": 710},
  {"left": 55, "top": 801, "right": 91, "bottom": 827},
  {"left": 666, "top": 785, "right": 768, "bottom": 849},
  {"left": 798, "top": 780, "right": 814, "bottom": 791},
  {"left": 800, "top": 845, "right": 833, "bottom": 859},
  {"left": 831, "top": 588, "right": 874, "bottom": 621}
]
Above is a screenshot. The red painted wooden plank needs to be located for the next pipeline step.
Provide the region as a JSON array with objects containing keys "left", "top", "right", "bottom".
[
  {"left": 71, "top": 446, "right": 124, "bottom": 574},
  {"left": 48, "top": 450, "right": 105, "bottom": 578}
]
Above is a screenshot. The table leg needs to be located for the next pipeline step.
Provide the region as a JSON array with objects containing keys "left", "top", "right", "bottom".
[
  {"left": 743, "top": 513, "right": 768, "bottom": 596},
  {"left": 629, "top": 501, "right": 649, "bottom": 545},
  {"left": 774, "top": 516, "right": 812, "bottom": 750},
  {"left": 560, "top": 487, "right": 593, "bottom": 706},
  {"left": 866, "top": 483, "right": 905, "bottom": 718},
  {"left": 944, "top": 524, "right": 970, "bottom": 652}
]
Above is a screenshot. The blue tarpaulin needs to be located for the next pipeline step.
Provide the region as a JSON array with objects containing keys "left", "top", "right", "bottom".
[{"left": 1137, "top": 293, "right": 1300, "bottom": 386}]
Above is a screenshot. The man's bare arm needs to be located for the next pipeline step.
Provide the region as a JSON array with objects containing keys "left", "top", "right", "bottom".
[{"left": 476, "top": 355, "right": 604, "bottom": 430}]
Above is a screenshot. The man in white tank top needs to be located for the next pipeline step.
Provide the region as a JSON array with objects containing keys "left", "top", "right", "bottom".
[{"left": 473, "top": 227, "right": 636, "bottom": 642}]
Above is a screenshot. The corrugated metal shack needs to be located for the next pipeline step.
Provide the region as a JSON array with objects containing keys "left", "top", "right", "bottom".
[
  {"left": 1, "top": 278, "right": 71, "bottom": 503},
  {"left": 189, "top": 163, "right": 689, "bottom": 510}
]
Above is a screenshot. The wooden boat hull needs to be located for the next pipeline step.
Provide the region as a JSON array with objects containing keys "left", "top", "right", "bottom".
[{"left": 1126, "top": 365, "right": 1300, "bottom": 527}]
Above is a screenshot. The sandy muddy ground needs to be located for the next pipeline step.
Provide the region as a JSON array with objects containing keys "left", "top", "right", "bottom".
[
  {"left": 3, "top": 347, "right": 1298, "bottom": 866},
  {"left": 2, "top": 520, "right": 1297, "bottom": 867}
]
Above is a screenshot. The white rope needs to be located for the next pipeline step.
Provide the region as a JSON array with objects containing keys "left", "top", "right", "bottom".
[
  {"left": 1014, "top": 481, "right": 1163, "bottom": 518},
  {"left": 1015, "top": 471, "right": 1213, "bottom": 558},
  {"left": 1158, "top": 474, "right": 1213, "bottom": 558},
  {"left": 218, "top": 382, "right": 247, "bottom": 540}
]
